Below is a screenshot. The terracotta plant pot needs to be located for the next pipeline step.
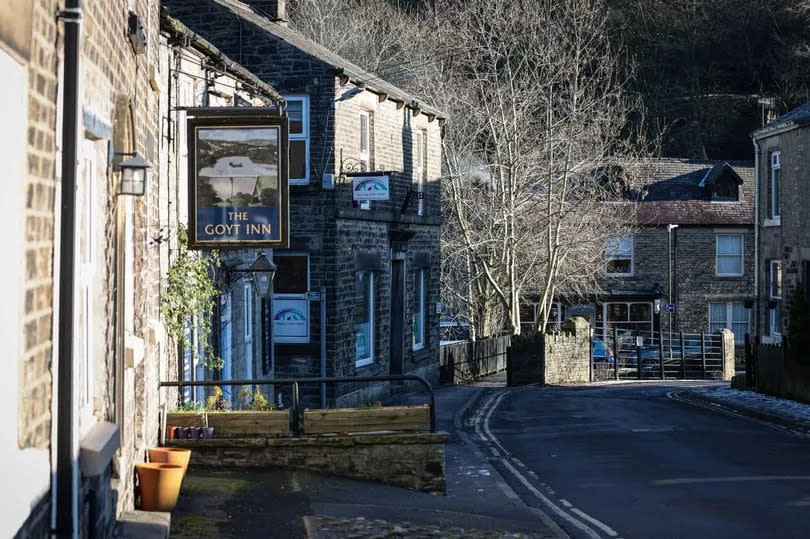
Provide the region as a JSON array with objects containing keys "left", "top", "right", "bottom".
[
  {"left": 135, "top": 463, "right": 184, "bottom": 512},
  {"left": 147, "top": 447, "right": 192, "bottom": 476},
  {"left": 165, "top": 426, "right": 177, "bottom": 441}
]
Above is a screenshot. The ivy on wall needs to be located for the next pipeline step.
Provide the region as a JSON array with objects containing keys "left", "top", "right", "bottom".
[{"left": 161, "top": 228, "right": 223, "bottom": 370}]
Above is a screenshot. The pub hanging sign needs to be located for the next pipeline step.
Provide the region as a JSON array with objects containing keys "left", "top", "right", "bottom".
[{"left": 187, "top": 108, "right": 289, "bottom": 249}]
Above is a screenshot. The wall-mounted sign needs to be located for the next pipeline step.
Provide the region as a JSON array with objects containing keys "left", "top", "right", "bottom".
[
  {"left": 273, "top": 298, "right": 309, "bottom": 343},
  {"left": 187, "top": 109, "right": 288, "bottom": 249},
  {"left": 352, "top": 174, "right": 390, "bottom": 201}
]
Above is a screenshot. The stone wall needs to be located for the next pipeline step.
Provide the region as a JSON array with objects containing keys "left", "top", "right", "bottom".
[
  {"left": 543, "top": 318, "right": 592, "bottom": 385},
  {"left": 170, "top": 432, "right": 448, "bottom": 493},
  {"left": 755, "top": 126, "right": 810, "bottom": 342}
]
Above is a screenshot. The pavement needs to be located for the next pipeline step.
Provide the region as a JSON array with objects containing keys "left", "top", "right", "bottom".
[
  {"left": 170, "top": 373, "right": 565, "bottom": 538},
  {"left": 478, "top": 381, "right": 810, "bottom": 539}
]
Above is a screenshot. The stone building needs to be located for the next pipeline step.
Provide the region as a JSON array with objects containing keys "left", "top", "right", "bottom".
[
  {"left": 3, "top": 2, "right": 283, "bottom": 536},
  {"left": 751, "top": 102, "right": 810, "bottom": 344},
  {"left": 163, "top": 0, "right": 446, "bottom": 408},
  {"left": 522, "top": 159, "right": 755, "bottom": 345}
]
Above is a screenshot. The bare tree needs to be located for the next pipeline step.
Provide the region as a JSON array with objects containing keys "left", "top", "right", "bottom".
[
  {"left": 411, "top": 0, "right": 650, "bottom": 335},
  {"left": 289, "top": 0, "right": 651, "bottom": 337}
]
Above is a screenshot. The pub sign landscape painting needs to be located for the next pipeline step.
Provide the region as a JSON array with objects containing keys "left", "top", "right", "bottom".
[{"left": 187, "top": 112, "right": 289, "bottom": 249}]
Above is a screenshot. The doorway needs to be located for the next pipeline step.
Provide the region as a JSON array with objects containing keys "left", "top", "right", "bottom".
[{"left": 390, "top": 258, "right": 405, "bottom": 375}]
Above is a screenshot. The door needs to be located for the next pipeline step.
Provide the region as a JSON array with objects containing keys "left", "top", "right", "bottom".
[{"left": 390, "top": 259, "right": 405, "bottom": 375}]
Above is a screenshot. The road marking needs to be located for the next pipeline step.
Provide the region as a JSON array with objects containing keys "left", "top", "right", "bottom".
[
  {"left": 571, "top": 508, "right": 619, "bottom": 537},
  {"left": 475, "top": 389, "right": 619, "bottom": 539},
  {"left": 560, "top": 499, "right": 573, "bottom": 508},
  {"left": 654, "top": 475, "right": 810, "bottom": 486},
  {"left": 501, "top": 459, "right": 601, "bottom": 539}
]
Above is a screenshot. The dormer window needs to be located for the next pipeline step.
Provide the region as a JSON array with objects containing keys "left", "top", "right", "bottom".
[{"left": 711, "top": 181, "right": 738, "bottom": 201}]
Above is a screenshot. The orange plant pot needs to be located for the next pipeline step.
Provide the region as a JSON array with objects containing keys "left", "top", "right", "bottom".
[
  {"left": 147, "top": 447, "right": 192, "bottom": 476},
  {"left": 135, "top": 463, "right": 184, "bottom": 512}
]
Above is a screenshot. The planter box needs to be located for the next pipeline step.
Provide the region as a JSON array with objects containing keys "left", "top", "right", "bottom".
[
  {"left": 166, "top": 412, "right": 206, "bottom": 427},
  {"left": 206, "top": 411, "right": 289, "bottom": 436},
  {"left": 303, "top": 405, "right": 430, "bottom": 435}
]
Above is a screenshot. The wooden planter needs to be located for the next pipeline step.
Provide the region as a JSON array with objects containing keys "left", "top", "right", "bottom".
[
  {"left": 303, "top": 405, "right": 430, "bottom": 435},
  {"left": 206, "top": 411, "right": 289, "bottom": 436},
  {"left": 165, "top": 412, "right": 206, "bottom": 428}
]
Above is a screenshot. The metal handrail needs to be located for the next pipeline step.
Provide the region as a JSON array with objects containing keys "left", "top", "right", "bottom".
[{"left": 159, "top": 374, "right": 437, "bottom": 434}]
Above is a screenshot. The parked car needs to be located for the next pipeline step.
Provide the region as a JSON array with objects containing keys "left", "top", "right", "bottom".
[{"left": 592, "top": 338, "right": 615, "bottom": 363}]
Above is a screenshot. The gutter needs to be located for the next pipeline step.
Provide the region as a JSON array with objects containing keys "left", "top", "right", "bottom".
[
  {"left": 160, "top": 9, "right": 284, "bottom": 104},
  {"left": 752, "top": 139, "right": 760, "bottom": 344},
  {"left": 55, "top": 1, "right": 82, "bottom": 537}
]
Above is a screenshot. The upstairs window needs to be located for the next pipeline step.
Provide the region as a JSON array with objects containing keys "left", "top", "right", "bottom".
[
  {"left": 415, "top": 129, "right": 426, "bottom": 215},
  {"left": 358, "top": 111, "right": 372, "bottom": 210},
  {"left": 769, "top": 151, "right": 781, "bottom": 219},
  {"left": 286, "top": 96, "right": 309, "bottom": 184},
  {"left": 716, "top": 234, "right": 744, "bottom": 276},
  {"left": 605, "top": 236, "right": 633, "bottom": 276}
]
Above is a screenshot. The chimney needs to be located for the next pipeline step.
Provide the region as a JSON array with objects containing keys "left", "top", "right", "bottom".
[{"left": 243, "top": 1, "right": 287, "bottom": 25}]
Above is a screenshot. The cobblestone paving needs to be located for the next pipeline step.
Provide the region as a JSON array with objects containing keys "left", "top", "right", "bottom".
[{"left": 304, "top": 516, "right": 550, "bottom": 538}]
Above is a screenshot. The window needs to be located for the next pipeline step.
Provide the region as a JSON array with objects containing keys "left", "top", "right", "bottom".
[
  {"left": 358, "top": 111, "right": 372, "bottom": 210},
  {"left": 769, "top": 260, "right": 782, "bottom": 337},
  {"left": 605, "top": 236, "right": 633, "bottom": 275},
  {"left": 712, "top": 181, "right": 738, "bottom": 201},
  {"left": 78, "top": 140, "right": 98, "bottom": 434},
  {"left": 412, "top": 270, "right": 425, "bottom": 349},
  {"left": 710, "top": 302, "right": 748, "bottom": 343},
  {"left": 715, "top": 234, "right": 743, "bottom": 276},
  {"left": 286, "top": 96, "right": 309, "bottom": 184},
  {"left": 355, "top": 272, "right": 375, "bottom": 366},
  {"left": 244, "top": 284, "right": 253, "bottom": 340},
  {"left": 415, "top": 129, "right": 426, "bottom": 215},
  {"left": 272, "top": 253, "right": 310, "bottom": 344},
  {"left": 769, "top": 151, "right": 781, "bottom": 219},
  {"left": 520, "top": 302, "right": 537, "bottom": 325}
]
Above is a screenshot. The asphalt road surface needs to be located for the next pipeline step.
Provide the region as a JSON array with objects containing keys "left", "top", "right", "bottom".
[{"left": 470, "top": 381, "right": 810, "bottom": 539}]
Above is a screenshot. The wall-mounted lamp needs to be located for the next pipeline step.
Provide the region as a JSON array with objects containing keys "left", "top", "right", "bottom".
[
  {"left": 654, "top": 299, "right": 662, "bottom": 314},
  {"left": 115, "top": 152, "right": 149, "bottom": 196}
]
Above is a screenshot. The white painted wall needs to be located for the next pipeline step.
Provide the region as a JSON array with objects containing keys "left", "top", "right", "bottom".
[{"left": 0, "top": 48, "right": 49, "bottom": 537}]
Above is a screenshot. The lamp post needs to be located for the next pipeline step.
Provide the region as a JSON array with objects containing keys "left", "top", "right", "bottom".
[{"left": 248, "top": 254, "right": 276, "bottom": 386}]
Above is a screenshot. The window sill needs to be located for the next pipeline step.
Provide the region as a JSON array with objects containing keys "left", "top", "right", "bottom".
[
  {"left": 763, "top": 217, "right": 781, "bottom": 227},
  {"left": 715, "top": 274, "right": 744, "bottom": 278},
  {"left": 355, "top": 358, "right": 374, "bottom": 368},
  {"left": 606, "top": 273, "right": 634, "bottom": 278},
  {"left": 412, "top": 343, "right": 424, "bottom": 352}
]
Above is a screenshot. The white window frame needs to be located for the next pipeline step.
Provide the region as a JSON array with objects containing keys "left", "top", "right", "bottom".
[
  {"left": 412, "top": 269, "right": 425, "bottom": 350},
  {"left": 709, "top": 302, "right": 748, "bottom": 344},
  {"left": 358, "top": 111, "right": 372, "bottom": 210},
  {"left": 244, "top": 284, "right": 253, "bottom": 340},
  {"left": 770, "top": 151, "right": 781, "bottom": 219},
  {"left": 415, "top": 129, "right": 426, "bottom": 216},
  {"left": 355, "top": 271, "right": 375, "bottom": 367},
  {"left": 769, "top": 260, "right": 782, "bottom": 337},
  {"left": 78, "top": 140, "right": 98, "bottom": 435},
  {"left": 271, "top": 252, "right": 311, "bottom": 344},
  {"left": 285, "top": 95, "right": 310, "bottom": 185},
  {"left": 715, "top": 234, "right": 744, "bottom": 277},
  {"left": 605, "top": 236, "right": 634, "bottom": 276}
]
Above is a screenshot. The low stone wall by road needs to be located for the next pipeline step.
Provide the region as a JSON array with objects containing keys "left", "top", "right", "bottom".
[{"left": 168, "top": 432, "right": 448, "bottom": 493}]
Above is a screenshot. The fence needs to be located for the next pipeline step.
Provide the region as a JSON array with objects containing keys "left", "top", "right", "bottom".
[
  {"left": 756, "top": 338, "right": 810, "bottom": 403},
  {"left": 592, "top": 327, "right": 728, "bottom": 381},
  {"left": 440, "top": 335, "right": 510, "bottom": 384}
]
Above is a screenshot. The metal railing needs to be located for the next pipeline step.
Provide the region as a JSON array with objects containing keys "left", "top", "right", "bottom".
[
  {"left": 159, "top": 374, "right": 437, "bottom": 435},
  {"left": 592, "top": 327, "right": 726, "bottom": 381}
]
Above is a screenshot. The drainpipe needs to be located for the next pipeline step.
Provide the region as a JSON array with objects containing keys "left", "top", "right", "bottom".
[
  {"left": 753, "top": 139, "right": 760, "bottom": 342},
  {"left": 55, "top": 1, "right": 82, "bottom": 537}
]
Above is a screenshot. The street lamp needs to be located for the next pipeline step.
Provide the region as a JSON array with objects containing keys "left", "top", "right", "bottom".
[
  {"left": 249, "top": 254, "right": 277, "bottom": 299},
  {"left": 116, "top": 152, "right": 149, "bottom": 196}
]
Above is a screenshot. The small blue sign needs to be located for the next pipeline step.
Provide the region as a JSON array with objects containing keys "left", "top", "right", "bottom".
[{"left": 665, "top": 303, "right": 675, "bottom": 313}]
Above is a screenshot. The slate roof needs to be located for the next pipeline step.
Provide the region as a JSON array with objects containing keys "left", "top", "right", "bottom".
[
  {"left": 628, "top": 159, "right": 754, "bottom": 226},
  {"left": 174, "top": 0, "right": 447, "bottom": 120},
  {"left": 751, "top": 101, "right": 810, "bottom": 138}
]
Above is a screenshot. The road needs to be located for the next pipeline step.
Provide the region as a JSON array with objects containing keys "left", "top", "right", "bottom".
[{"left": 469, "top": 381, "right": 810, "bottom": 539}]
